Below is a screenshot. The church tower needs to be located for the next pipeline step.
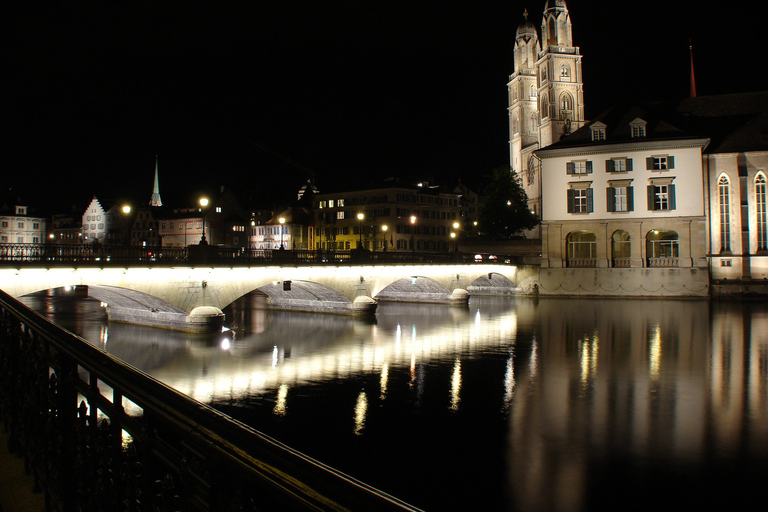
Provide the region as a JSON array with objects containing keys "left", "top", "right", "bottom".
[
  {"left": 536, "top": 0, "right": 584, "bottom": 148},
  {"left": 149, "top": 156, "right": 163, "bottom": 207},
  {"left": 508, "top": 1, "right": 584, "bottom": 237}
]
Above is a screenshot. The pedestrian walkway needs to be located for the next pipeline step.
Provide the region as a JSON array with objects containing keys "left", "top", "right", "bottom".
[{"left": 0, "top": 429, "right": 45, "bottom": 512}]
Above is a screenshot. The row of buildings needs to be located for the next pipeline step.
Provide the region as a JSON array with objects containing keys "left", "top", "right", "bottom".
[{"left": 2, "top": 174, "right": 484, "bottom": 256}]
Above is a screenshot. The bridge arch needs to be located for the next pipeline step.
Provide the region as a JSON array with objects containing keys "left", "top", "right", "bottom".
[
  {"left": 1, "top": 263, "right": 531, "bottom": 329},
  {"left": 375, "top": 276, "right": 461, "bottom": 304}
]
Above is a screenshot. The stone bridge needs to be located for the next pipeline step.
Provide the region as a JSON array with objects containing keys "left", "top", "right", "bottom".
[{"left": 0, "top": 264, "right": 536, "bottom": 332}]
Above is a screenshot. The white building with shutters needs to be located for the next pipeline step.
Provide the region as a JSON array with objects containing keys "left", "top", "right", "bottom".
[{"left": 534, "top": 102, "right": 711, "bottom": 296}]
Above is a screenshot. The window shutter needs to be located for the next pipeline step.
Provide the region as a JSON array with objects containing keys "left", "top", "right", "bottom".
[
  {"left": 626, "top": 158, "right": 634, "bottom": 171},
  {"left": 668, "top": 184, "right": 676, "bottom": 210},
  {"left": 646, "top": 157, "right": 654, "bottom": 170},
  {"left": 567, "top": 189, "right": 575, "bottom": 213},
  {"left": 586, "top": 188, "right": 594, "bottom": 212},
  {"left": 668, "top": 156, "right": 675, "bottom": 169},
  {"left": 566, "top": 162, "right": 575, "bottom": 175},
  {"left": 606, "top": 187, "right": 616, "bottom": 212},
  {"left": 586, "top": 161, "right": 593, "bottom": 174},
  {"left": 627, "top": 187, "right": 634, "bottom": 211},
  {"left": 647, "top": 185, "right": 655, "bottom": 210},
  {"left": 606, "top": 160, "right": 615, "bottom": 172}
]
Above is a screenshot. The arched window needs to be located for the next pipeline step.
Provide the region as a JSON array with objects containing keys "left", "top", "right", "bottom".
[
  {"left": 756, "top": 173, "right": 767, "bottom": 251},
  {"left": 559, "top": 92, "right": 573, "bottom": 119},
  {"left": 530, "top": 84, "right": 536, "bottom": 100},
  {"left": 530, "top": 113, "right": 538, "bottom": 134},
  {"left": 540, "top": 95, "right": 550, "bottom": 119},
  {"left": 646, "top": 229, "right": 679, "bottom": 267},
  {"left": 566, "top": 231, "right": 597, "bottom": 267},
  {"left": 560, "top": 63, "right": 571, "bottom": 80},
  {"left": 512, "top": 113, "right": 519, "bottom": 135},
  {"left": 611, "top": 230, "right": 631, "bottom": 267},
  {"left": 718, "top": 175, "right": 731, "bottom": 252}
]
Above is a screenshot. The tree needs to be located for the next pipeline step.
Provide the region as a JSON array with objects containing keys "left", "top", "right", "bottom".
[{"left": 478, "top": 166, "right": 538, "bottom": 238}]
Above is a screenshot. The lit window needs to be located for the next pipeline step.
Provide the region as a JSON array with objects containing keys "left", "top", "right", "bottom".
[
  {"left": 756, "top": 173, "right": 767, "bottom": 251},
  {"left": 718, "top": 175, "right": 731, "bottom": 252},
  {"left": 338, "top": 199, "right": 345, "bottom": 207},
  {"left": 337, "top": 211, "right": 345, "bottom": 220},
  {"left": 647, "top": 155, "right": 674, "bottom": 170},
  {"left": 328, "top": 200, "right": 335, "bottom": 208}
]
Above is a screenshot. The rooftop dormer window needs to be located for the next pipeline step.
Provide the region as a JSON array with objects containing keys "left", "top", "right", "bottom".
[
  {"left": 15, "top": 206, "right": 27, "bottom": 215},
  {"left": 630, "top": 118, "right": 647, "bottom": 138},
  {"left": 591, "top": 122, "right": 606, "bottom": 141}
]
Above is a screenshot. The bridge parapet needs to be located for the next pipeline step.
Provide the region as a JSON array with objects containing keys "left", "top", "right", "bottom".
[{"left": 0, "top": 290, "right": 422, "bottom": 511}]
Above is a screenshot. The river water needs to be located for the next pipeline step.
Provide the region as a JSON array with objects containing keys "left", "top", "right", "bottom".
[{"left": 19, "top": 290, "right": 768, "bottom": 511}]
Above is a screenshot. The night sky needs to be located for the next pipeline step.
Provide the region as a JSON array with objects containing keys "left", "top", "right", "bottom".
[{"left": 4, "top": 1, "right": 765, "bottom": 214}]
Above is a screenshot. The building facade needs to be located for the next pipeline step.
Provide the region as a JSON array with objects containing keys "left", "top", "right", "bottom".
[
  {"left": 0, "top": 203, "right": 46, "bottom": 244},
  {"left": 535, "top": 103, "right": 710, "bottom": 296},
  {"left": 509, "top": 0, "right": 585, "bottom": 236},
  {"left": 689, "top": 92, "right": 768, "bottom": 293},
  {"left": 82, "top": 197, "right": 107, "bottom": 244},
  {"left": 314, "top": 185, "right": 462, "bottom": 252}
]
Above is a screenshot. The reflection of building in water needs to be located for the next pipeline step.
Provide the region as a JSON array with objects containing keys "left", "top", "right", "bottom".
[
  {"left": 709, "top": 303, "right": 768, "bottom": 459},
  {"left": 505, "top": 299, "right": 713, "bottom": 512}
]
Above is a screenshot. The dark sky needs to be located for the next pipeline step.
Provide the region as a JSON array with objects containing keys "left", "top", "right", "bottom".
[{"left": 4, "top": 1, "right": 765, "bottom": 213}]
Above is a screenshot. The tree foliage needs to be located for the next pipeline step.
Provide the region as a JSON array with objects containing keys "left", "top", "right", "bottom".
[{"left": 478, "top": 166, "right": 538, "bottom": 238}]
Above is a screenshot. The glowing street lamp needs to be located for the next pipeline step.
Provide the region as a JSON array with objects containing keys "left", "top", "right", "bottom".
[
  {"left": 381, "top": 224, "right": 388, "bottom": 252},
  {"left": 452, "top": 221, "right": 460, "bottom": 252},
  {"left": 357, "top": 212, "right": 365, "bottom": 249},
  {"left": 279, "top": 217, "right": 286, "bottom": 249},
  {"left": 410, "top": 215, "right": 416, "bottom": 254},
  {"left": 199, "top": 197, "right": 209, "bottom": 245}
]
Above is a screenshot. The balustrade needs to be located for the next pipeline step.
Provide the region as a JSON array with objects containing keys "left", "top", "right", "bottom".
[{"left": 0, "top": 243, "right": 497, "bottom": 267}]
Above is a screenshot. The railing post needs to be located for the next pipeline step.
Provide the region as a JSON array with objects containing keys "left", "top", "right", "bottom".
[{"left": 52, "top": 354, "right": 79, "bottom": 511}]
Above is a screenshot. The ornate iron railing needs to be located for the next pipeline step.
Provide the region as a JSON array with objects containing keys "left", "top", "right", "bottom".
[
  {"left": 0, "top": 289, "right": 421, "bottom": 511},
  {"left": 0, "top": 243, "right": 506, "bottom": 267}
]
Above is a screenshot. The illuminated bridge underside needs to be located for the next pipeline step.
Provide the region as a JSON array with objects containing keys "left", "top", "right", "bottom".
[{"left": 0, "top": 264, "right": 530, "bottom": 329}]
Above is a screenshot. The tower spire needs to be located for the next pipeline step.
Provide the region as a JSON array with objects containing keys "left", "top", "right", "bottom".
[
  {"left": 689, "top": 40, "right": 697, "bottom": 98},
  {"left": 149, "top": 155, "right": 163, "bottom": 207}
]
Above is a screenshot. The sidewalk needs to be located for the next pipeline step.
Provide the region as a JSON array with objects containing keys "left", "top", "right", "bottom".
[{"left": 0, "top": 430, "right": 45, "bottom": 512}]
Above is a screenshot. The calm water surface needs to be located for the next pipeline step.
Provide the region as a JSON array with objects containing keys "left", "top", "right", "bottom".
[{"left": 20, "top": 291, "right": 768, "bottom": 511}]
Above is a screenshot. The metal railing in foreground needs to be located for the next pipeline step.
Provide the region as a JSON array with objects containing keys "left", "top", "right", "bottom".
[{"left": 0, "top": 289, "right": 422, "bottom": 512}]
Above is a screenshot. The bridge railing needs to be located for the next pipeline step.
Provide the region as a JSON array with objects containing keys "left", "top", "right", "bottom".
[
  {"left": 0, "top": 289, "right": 422, "bottom": 511},
  {"left": 0, "top": 243, "right": 516, "bottom": 267}
]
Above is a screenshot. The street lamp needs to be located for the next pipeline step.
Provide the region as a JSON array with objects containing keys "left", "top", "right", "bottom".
[
  {"left": 357, "top": 212, "right": 364, "bottom": 249},
  {"left": 121, "top": 205, "right": 132, "bottom": 245},
  {"left": 381, "top": 224, "right": 388, "bottom": 252},
  {"left": 279, "top": 217, "right": 286, "bottom": 249},
  {"left": 452, "top": 221, "right": 460, "bottom": 252},
  {"left": 410, "top": 215, "right": 416, "bottom": 255},
  {"left": 199, "top": 197, "right": 209, "bottom": 245}
]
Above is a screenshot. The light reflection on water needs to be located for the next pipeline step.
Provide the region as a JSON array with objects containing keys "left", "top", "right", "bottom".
[{"left": 19, "top": 290, "right": 768, "bottom": 511}]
